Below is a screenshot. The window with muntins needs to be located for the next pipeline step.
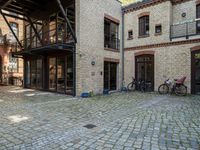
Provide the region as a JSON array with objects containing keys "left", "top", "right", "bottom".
[
  {"left": 128, "top": 30, "right": 133, "bottom": 39},
  {"left": 197, "top": 4, "right": 200, "bottom": 33},
  {"left": 9, "top": 22, "right": 18, "bottom": 43},
  {"left": 139, "top": 16, "right": 149, "bottom": 37},
  {"left": 104, "top": 18, "right": 119, "bottom": 50},
  {"left": 155, "top": 25, "right": 162, "bottom": 34}
]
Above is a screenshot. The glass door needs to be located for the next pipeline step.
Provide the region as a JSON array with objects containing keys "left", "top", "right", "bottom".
[
  {"left": 57, "top": 57, "right": 65, "bottom": 93},
  {"left": 110, "top": 62, "right": 117, "bottom": 91},
  {"left": 194, "top": 53, "right": 200, "bottom": 94},
  {"left": 104, "top": 62, "right": 117, "bottom": 91},
  {"left": 49, "top": 57, "right": 57, "bottom": 91},
  {"left": 66, "top": 55, "right": 73, "bottom": 94},
  {"left": 135, "top": 55, "right": 154, "bottom": 91}
]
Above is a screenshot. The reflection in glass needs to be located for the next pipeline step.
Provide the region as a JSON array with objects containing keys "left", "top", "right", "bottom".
[
  {"left": 49, "top": 58, "right": 56, "bottom": 91},
  {"left": 36, "top": 59, "right": 43, "bottom": 89},
  {"left": 57, "top": 57, "right": 65, "bottom": 93},
  {"left": 31, "top": 60, "right": 36, "bottom": 88},
  {"left": 195, "top": 53, "right": 200, "bottom": 94}
]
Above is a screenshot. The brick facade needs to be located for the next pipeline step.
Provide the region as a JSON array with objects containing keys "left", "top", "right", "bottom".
[
  {"left": 0, "top": 14, "right": 23, "bottom": 85},
  {"left": 123, "top": 0, "right": 200, "bottom": 94},
  {"left": 75, "top": 0, "right": 122, "bottom": 95}
]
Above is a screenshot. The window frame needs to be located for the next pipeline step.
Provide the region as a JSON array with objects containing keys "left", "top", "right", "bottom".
[
  {"left": 104, "top": 18, "right": 119, "bottom": 50},
  {"left": 197, "top": 4, "right": 200, "bottom": 34},
  {"left": 155, "top": 24, "right": 162, "bottom": 35},
  {"left": 9, "top": 22, "right": 19, "bottom": 43},
  {"left": 138, "top": 15, "right": 150, "bottom": 37},
  {"left": 128, "top": 30, "right": 133, "bottom": 40}
]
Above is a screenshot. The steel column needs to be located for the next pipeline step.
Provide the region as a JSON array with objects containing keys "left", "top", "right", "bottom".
[{"left": 73, "top": 46, "right": 76, "bottom": 96}]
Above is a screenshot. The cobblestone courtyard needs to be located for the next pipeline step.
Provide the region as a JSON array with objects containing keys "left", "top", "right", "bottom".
[{"left": 0, "top": 86, "right": 200, "bottom": 150}]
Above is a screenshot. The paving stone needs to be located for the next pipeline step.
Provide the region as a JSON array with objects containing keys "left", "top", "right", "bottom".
[{"left": 0, "top": 86, "right": 199, "bottom": 149}]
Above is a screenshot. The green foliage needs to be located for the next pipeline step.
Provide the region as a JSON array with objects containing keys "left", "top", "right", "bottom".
[{"left": 120, "top": 0, "right": 135, "bottom": 5}]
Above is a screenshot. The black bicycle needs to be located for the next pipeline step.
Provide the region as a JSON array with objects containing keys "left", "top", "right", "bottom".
[
  {"left": 158, "top": 77, "right": 187, "bottom": 96},
  {"left": 127, "top": 77, "right": 148, "bottom": 92}
]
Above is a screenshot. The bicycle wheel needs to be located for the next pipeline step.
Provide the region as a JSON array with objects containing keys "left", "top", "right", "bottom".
[
  {"left": 127, "top": 82, "right": 136, "bottom": 91},
  {"left": 140, "top": 81, "right": 146, "bottom": 92},
  {"left": 158, "top": 84, "right": 169, "bottom": 94},
  {"left": 174, "top": 84, "right": 187, "bottom": 96}
]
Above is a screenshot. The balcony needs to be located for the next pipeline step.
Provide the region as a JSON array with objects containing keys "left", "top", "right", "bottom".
[
  {"left": 23, "top": 28, "right": 74, "bottom": 51},
  {"left": 104, "top": 33, "right": 120, "bottom": 51},
  {"left": 170, "top": 19, "right": 200, "bottom": 40}
]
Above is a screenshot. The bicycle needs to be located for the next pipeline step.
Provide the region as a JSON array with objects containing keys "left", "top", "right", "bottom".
[
  {"left": 127, "top": 77, "right": 147, "bottom": 92},
  {"left": 158, "top": 76, "right": 187, "bottom": 96}
]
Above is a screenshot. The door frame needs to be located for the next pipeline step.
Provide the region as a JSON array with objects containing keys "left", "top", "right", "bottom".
[
  {"left": 47, "top": 56, "right": 67, "bottom": 94},
  {"left": 0, "top": 56, "right": 2, "bottom": 83},
  {"left": 191, "top": 50, "right": 200, "bottom": 94},
  {"left": 104, "top": 59, "right": 119, "bottom": 91},
  {"left": 135, "top": 54, "right": 154, "bottom": 91}
]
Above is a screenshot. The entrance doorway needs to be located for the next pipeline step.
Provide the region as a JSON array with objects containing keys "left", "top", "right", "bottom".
[
  {"left": 191, "top": 50, "right": 200, "bottom": 94},
  {"left": 0, "top": 56, "right": 2, "bottom": 83},
  {"left": 48, "top": 55, "right": 73, "bottom": 94},
  {"left": 135, "top": 55, "right": 154, "bottom": 91},
  {"left": 104, "top": 61, "right": 117, "bottom": 91}
]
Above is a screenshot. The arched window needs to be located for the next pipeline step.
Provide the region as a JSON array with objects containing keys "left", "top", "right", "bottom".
[
  {"left": 139, "top": 15, "right": 149, "bottom": 36},
  {"left": 9, "top": 22, "right": 18, "bottom": 43}
]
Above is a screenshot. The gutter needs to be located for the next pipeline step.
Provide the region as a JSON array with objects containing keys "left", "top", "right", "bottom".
[{"left": 121, "top": 10, "right": 125, "bottom": 88}]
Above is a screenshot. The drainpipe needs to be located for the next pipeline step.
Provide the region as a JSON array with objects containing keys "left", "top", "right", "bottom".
[{"left": 121, "top": 10, "right": 125, "bottom": 89}]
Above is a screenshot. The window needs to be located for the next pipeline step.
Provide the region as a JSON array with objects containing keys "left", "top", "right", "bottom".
[
  {"left": 197, "top": 4, "right": 200, "bottom": 33},
  {"left": 139, "top": 16, "right": 149, "bottom": 37},
  {"left": 155, "top": 25, "right": 162, "bottom": 34},
  {"left": 104, "top": 18, "right": 119, "bottom": 50},
  {"left": 8, "top": 53, "right": 18, "bottom": 73},
  {"left": 9, "top": 22, "right": 18, "bottom": 43},
  {"left": 128, "top": 30, "right": 133, "bottom": 39}
]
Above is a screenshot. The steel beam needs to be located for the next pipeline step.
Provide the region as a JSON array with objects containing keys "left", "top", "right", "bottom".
[
  {"left": 25, "top": 15, "right": 43, "bottom": 46},
  {"left": 1, "top": 12, "right": 28, "bottom": 21},
  {"left": 0, "top": 9, "right": 23, "bottom": 48},
  {"left": 0, "top": 0, "right": 13, "bottom": 9},
  {"left": 56, "top": 0, "right": 77, "bottom": 43}
]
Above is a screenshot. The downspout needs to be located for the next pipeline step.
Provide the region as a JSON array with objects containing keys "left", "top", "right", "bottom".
[{"left": 121, "top": 10, "right": 125, "bottom": 89}]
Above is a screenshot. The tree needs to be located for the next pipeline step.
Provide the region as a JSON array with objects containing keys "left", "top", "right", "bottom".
[{"left": 120, "top": 0, "right": 136, "bottom": 5}]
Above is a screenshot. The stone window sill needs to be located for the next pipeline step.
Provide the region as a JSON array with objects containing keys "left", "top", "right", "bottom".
[
  {"left": 138, "top": 34, "right": 150, "bottom": 38},
  {"left": 155, "top": 33, "right": 162, "bottom": 36},
  {"left": 104, "top": 47, "right": 120, "bottom": 52},
  {"left": 127, "top": 37, "right": 133, "bottom": 40}
]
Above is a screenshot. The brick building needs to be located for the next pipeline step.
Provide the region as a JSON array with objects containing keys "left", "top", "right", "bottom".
[
  {"left": 0, "top": 12, "right": 23, "bottom": 85},
  {"left": 0, "top": 0, "right": 199, "bottom": 95},
  {"left": 123, "top": 0, "right": 200, "bottom": 95}
]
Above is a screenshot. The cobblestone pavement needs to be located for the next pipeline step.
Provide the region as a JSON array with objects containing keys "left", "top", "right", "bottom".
[{"left": 0, "top": 86, "right": 200, "bottom": 150}]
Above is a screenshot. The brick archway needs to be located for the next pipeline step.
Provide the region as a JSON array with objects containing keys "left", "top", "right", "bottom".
[
  {"left": 135, "top": 51, "right": 155, "bottom": 91},
  {"left": 190, "top": 45, "right": 200, "bottom": 52},
  {"left": 134, "top": 50, "right": 155, "bottom": 56}
]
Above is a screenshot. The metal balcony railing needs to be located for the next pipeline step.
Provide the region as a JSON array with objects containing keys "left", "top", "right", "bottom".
[
  {"left": 23, "top": 28, "right": 74, "bottom": 50},
  {"left": 104, "top": 33, "right": 120, "bottom": 50},
  {"left": 170, "top": 19, "right": 200, "bottom": 40}
]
